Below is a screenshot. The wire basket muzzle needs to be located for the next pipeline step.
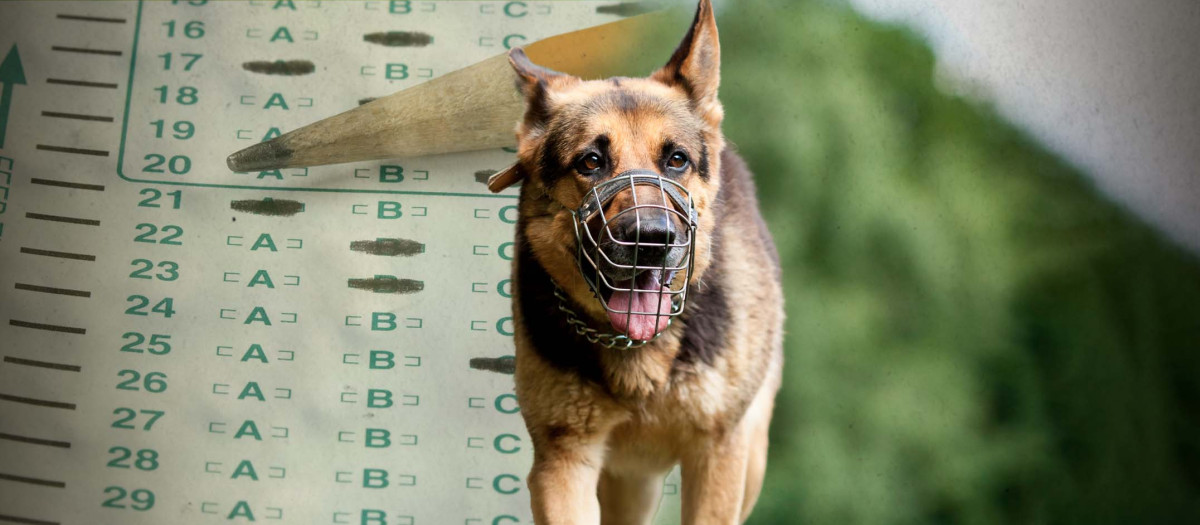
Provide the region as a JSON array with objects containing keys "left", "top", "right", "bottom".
[{"left": 571, "top": 170, "right": 699, "bottom": 337}]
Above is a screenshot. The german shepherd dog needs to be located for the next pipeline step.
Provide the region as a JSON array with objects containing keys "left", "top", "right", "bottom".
[{"left": 487, "top": 0, "right": 783, "bottom": 522}]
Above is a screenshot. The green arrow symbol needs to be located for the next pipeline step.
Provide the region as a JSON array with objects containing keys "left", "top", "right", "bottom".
[{"left": 0, "top": 45, "right": 27, "bottom": 149}]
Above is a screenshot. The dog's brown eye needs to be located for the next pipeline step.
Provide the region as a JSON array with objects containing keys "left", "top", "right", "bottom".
[
  {"left": 576, "top": 153, "right": 603, "bottom": 174},
  {"left": 667, "top": 151, "right": 689, "bottom": 170}
]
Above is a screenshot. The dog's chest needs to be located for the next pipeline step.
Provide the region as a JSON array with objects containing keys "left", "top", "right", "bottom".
[
  {"left": 613, "top": 364, "right": 732, "bottom": 438},
  {"left": 603, "top": 383, "right": 729, "bottom": 473}
]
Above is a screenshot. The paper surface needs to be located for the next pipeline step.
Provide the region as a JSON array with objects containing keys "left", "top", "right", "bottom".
[{"left": 0, "top": 2, "right": 681, "bottom": 523}]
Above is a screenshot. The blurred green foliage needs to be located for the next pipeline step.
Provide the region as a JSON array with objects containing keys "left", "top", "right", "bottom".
[{"left": 703, "top": 0, "right": 1200, "bottom": 523}]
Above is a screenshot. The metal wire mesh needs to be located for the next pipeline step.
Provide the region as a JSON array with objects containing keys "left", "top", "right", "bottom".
[{"left": 569, "top": 170, "right": 698, "bottom": 342}]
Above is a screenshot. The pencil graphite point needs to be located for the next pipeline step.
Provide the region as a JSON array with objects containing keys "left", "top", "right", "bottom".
[{"left": 227, "top": 139, "right": 293, "bottom": 172}]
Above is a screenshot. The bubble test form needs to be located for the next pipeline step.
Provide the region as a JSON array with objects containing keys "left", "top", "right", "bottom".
[{"left": 0, "top": 1, "right": 682, "bottom": 524}]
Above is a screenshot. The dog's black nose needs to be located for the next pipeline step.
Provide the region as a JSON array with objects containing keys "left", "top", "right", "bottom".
[
  {"left": 608, "top": 213, "right": 677, "bottom": 266},
  {"left": 626, "top": 215, "right": 676, "bottom": 245}
]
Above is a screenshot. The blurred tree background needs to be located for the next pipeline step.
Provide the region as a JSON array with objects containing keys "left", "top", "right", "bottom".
[{"left": 687, "top": 0, "right": 1200, "bottom": 523}]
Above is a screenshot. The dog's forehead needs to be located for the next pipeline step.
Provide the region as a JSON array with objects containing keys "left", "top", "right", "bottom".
[
  {"left": 547, "top": 79, "right": 700, "bottom": 144},
  {"left": 557, "top": 77, "right": 683, "bottom": 101}
]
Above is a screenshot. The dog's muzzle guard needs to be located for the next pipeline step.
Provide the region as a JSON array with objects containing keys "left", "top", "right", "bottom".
[{"left": 567, "top": 169, "right": 699, "bottom": 346}]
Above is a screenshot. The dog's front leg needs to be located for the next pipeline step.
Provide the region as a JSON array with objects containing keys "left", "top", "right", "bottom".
[
  {"left": 680, "top": 430, "right": 752, "bottom": 525},
  {"left": 528, "top": 438, "right": 606, "bottom": 525}
]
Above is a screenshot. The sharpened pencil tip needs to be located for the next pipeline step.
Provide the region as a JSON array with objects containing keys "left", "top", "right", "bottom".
[{"left": 226, "top": 140, "right": 294, "bottom": 172}]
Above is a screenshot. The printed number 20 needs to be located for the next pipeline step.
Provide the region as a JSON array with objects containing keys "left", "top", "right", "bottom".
[{"left": 143, "top": 154, "right": 190, "bottom": 175}]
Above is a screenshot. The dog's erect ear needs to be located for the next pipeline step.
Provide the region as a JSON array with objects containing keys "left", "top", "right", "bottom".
[
  {"left": 508, "top": 47, "right": 572, "bottom": 127},
  {"left": 500, "top": 48, "right": 573, "bottom": 192},
  {"left": 653, "top": 0, "right": 721, "bottom": 124}
]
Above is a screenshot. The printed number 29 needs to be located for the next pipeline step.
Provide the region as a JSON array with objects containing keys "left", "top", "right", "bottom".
[{"left": 102, "top": 486, "right": 155, "bottom": 511}]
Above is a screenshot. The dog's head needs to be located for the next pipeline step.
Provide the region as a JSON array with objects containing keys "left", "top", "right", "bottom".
[{"left": 501, "top": 0, "right": 724, "bottom": 341}]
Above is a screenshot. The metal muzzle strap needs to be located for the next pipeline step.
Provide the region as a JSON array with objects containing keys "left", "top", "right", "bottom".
[{"left": 575, "top": 171, "right": 697, "bottom": 226}]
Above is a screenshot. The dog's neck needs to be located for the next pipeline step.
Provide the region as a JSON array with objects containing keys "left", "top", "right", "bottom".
[{"left": 514, "top": 214, "right": 727, "bottom": 401}]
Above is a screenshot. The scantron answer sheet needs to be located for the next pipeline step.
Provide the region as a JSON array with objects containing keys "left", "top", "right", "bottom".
[{"left": 0, "top": 2, "right": 682, "bottom": 524}]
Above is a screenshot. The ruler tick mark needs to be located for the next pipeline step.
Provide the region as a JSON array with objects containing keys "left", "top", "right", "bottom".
[
  {"left": 41, "top": 111, "right": 114, "bottom": 123},
  {"left": 30, "top": 178, "right": 105, "bottom": 191},
  {"left": 46, "top": 78, "right": 117, "bottom": 89},
  {"left": 0, "top": 393, "right": 76, "bottom": 410},
  {"left": 50, "top": 46, "right": 122, "bottom": 57},
  {"left": 3, "top": 356, "right": 82, "bottom": 372},
  {"left": 19, "top": 248, "right": 96, "bottom": 261},
  {"left": 14, "top": 283, "right": 92, "bottom": 298},
  {"left": 25, "top": 212, "right": 101, "bottom": 226},
  {"left": 0, "top": 513, "right": 61, "bottom": 525},
  {"left": 8, "top": 320, "right": 87, "bottom": 335},
  {"left": 0, "top": 432, "right": 72, "bottom": 449},
  {"left": 0, "top": 473, "right": 66, "bottom": 489},
  {"left": 35, "top": 144, "right": 110, "bottom": 157},
  {"left": 57, "top": 14, "right": 127, "bottom": 24}
]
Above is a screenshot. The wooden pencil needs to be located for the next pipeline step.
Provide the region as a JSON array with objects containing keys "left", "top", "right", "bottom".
[{"left": 225, "top": 10, "right": 672, "bottom": 173}]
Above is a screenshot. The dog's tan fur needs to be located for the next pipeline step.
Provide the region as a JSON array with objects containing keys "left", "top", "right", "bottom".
[{"left": 503, "top": 1, "right": 784, "bottom": 523}]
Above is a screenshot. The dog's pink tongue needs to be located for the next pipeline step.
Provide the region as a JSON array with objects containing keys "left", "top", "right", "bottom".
[{"left": 607, "top": 282, "right": 672, "bottom": 341}]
